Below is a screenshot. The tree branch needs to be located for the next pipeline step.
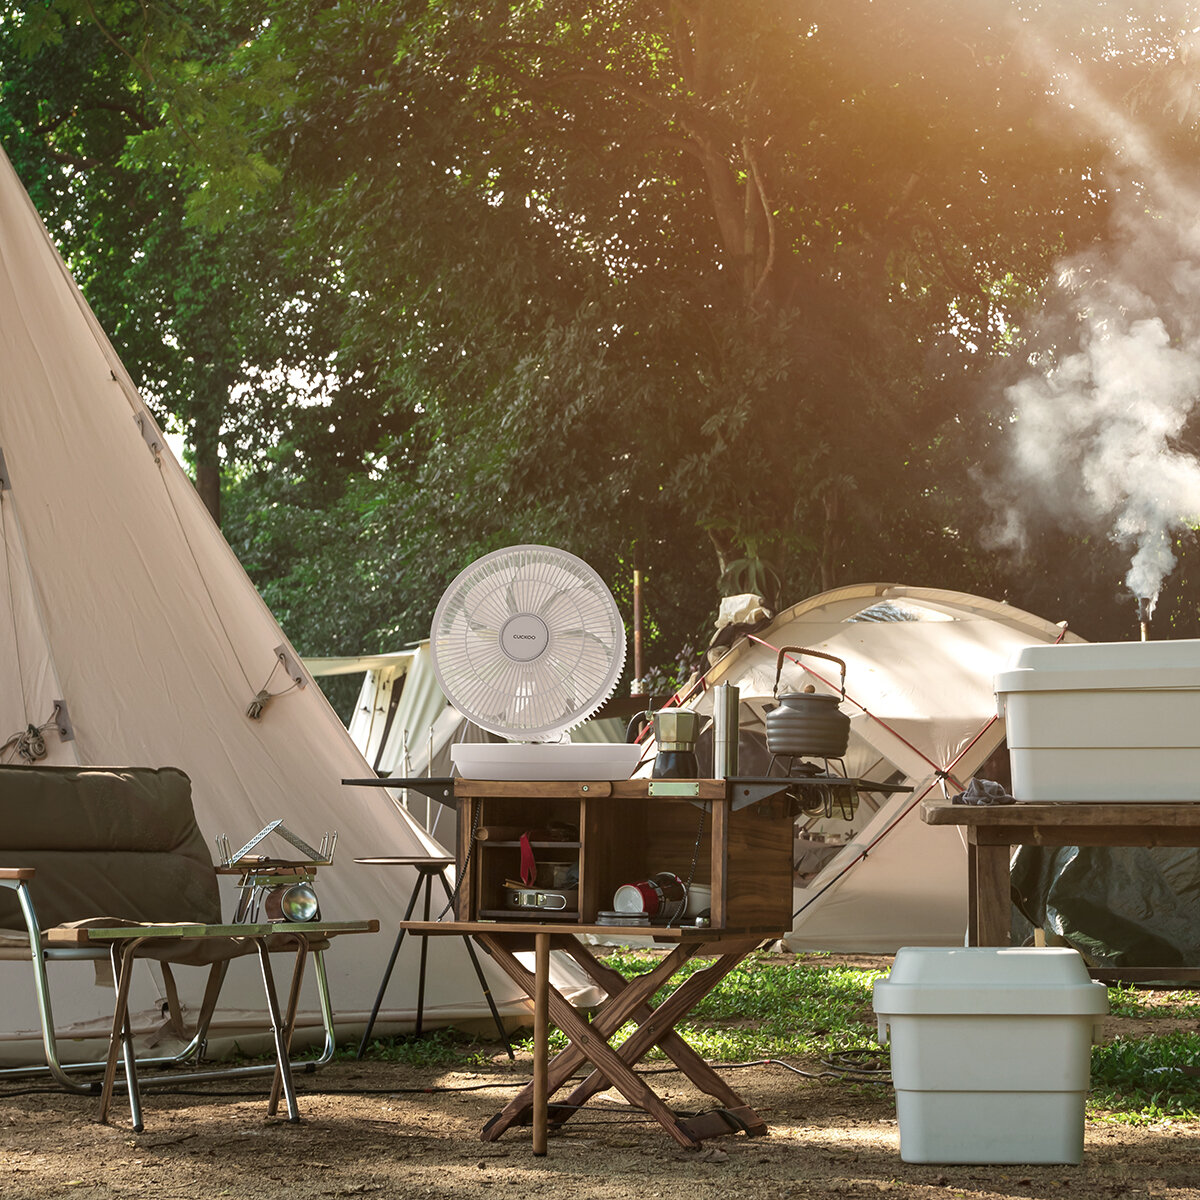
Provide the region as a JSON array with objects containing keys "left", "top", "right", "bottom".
[{"left": 744, "top": 138, "right": 777, "bottom": 307}]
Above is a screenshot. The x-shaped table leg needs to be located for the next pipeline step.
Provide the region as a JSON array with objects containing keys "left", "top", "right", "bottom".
[
  {"left": 476, "top": 933, "right": 766, "bottom": 1150},
  {"left": 557, "top": 940, "right": 767, "bottom": 1137}
]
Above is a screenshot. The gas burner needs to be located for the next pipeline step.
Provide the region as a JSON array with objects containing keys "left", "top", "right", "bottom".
[{"left": 767, "top": 755, "right": 827, "bottom": 778}]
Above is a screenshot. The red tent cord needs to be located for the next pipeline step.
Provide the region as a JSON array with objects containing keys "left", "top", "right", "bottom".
[
  {"left": 745, "top": 634, "right": 958, "bottom": 785},
  {"left": 792, "top": 713, "right": 1001, "bottom": 919},
  {"left": 649, "top": 618, "right": 1068, "bottom": 922}
]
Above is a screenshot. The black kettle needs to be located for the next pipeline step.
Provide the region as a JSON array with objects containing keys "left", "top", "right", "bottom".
[{"left": 764, "top": 646, "right": 851, "bottom": 759}]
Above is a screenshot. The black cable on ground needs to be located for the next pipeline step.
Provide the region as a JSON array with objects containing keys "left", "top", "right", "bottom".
[{"left": 0, "top": 1049, "right": 892, "bottom": 1104}]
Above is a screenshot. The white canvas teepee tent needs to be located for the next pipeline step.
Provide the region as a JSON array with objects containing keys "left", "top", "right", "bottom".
[
  {"left": 690, "top": 584, "right": 1084, "bottom": 951},
  {"left": 0, "top": 142, "right": 552, "bottom": 1061}
]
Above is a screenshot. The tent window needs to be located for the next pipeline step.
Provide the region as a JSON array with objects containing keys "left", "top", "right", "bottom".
[
  {"left": 847, "top": 600, "right": 955, "bottom": 624},
  {"left": 372, "top": 673, "right": 407, "bottom": 773}
]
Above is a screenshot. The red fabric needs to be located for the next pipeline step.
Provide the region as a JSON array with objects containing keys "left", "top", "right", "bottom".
[{"left": 519, "top": 834, "right": 537, "bottom": 887}]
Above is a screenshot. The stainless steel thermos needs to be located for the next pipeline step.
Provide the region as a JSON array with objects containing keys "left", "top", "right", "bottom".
[{"left": 712, "top": 682, "right": 740, "bottom": 778}]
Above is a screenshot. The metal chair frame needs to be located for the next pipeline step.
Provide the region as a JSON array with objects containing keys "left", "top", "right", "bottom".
[{"left": 0, "top": 871, "right": 339, "bottom": 1107}]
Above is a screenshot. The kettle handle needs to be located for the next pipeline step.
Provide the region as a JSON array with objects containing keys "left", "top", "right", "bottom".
[
  {"left": 626, "top": 710, "right": 652, "bottom": 743},
  {"left": 773, "top": 646, "right": 847, "bottom": 701}
]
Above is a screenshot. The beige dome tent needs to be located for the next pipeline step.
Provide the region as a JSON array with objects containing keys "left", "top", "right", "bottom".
[
  {"left": 689, "top": 584, "right": 1083, "bottom": 951},
  {"left": 0, "top": 142, "right": 569, "bottom": 1065}
]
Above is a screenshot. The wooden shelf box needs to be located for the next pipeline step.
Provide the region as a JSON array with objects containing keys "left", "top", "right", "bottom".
[{"left": 452, "top": 779, "right": 793, "bottom": 934}]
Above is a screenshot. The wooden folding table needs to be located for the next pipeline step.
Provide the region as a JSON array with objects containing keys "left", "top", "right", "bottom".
[
  {"left": 402, "top": 919, "right": 773, "bottom": 1153},
  {"left": 921, "top": 797, "right": 1200, "bottom": 982},
  {"left": 387, "top": 773, "right": 802, "bottom": 1154}
]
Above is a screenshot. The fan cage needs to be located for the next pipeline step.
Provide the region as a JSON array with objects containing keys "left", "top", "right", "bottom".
[{"left": 431, "top": 545, "right": 626, "bottom": 740}]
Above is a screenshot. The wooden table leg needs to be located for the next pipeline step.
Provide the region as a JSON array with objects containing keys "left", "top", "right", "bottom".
[
  {"left": 971, "top": 834, "right": 1013, "bottom": 946},
  {"left": 557, "top": 945, "right": 767, "bottom": 1136},
  {"left": 533, "top": 932, "right": 549, "bottom": 1156},
  {"left": 481, "top": 944, "right": 693, "bottom": 1142},
  {"left": 562, "top": 942, "right": 761, "bottom": 1120},
  {"left": 477, "top": 934, "right": 700, "bottom": 1150}
]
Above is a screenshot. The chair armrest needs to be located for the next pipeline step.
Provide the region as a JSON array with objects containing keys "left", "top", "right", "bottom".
[{"left": 0, "top": 867, "right": 36, "bottom": 881}]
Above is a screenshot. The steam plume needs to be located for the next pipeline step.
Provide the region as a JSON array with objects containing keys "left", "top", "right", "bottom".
[{"left": 993, "top": 31, "right": 1200, "bottom": 614}]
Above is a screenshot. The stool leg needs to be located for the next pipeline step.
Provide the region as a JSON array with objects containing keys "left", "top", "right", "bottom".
[
  {"left": 413, "top": 871, "right": 434, "bottom": 1039},
  {"left": 435, "top": 871, "right": 513, "bottom": 1059},
  {"left": 356, "top": 871, "right": 427, "bottom": 1058},
  {"left": 99, "top": 940, "right": 146, "bottom": 1130},
  {"left": 268, "top": 938, "right": 310, "bottom": 1117}
]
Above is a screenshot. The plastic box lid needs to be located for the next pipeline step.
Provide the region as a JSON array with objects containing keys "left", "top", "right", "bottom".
[
  {"left": 873, "top": 948, "right": 1109, "bottom": 1016},
  {"left": 995, "top": 639, "right": 1200, "bottom": 695}
]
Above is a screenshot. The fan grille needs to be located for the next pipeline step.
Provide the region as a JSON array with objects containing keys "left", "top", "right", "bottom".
[{"left": 431, "top": 545, "right": 626, "bottom": 740}]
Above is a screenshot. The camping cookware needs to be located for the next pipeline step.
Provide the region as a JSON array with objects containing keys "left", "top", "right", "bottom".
[
  {"left": 765, "top": 646, "right": 851, "bottom": 759},
  {"left": 626, "top": 708, "right": 702, "bottom": 779},
  {"left": 612, "top": 871, "right": 687, "bottom": 917}
]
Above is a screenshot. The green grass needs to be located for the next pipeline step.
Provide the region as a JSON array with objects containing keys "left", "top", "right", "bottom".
[
  {"left": 502, "top": 949, "right": 888, "bottom": 1067},
  {"left": 341, "top": 1026, "right": 499, "bottom": 1068},
  {"left": 1105, "top": 981, "right": 1200, "bottom": 1020},
  {"left": 349, "top": 951, "right": 1200, "bottom": 1123},
  {"left": 1090, "top": 1031, "right": 1200, "bottom": 1123}
]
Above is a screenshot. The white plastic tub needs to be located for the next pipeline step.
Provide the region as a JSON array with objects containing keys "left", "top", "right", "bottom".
[
  {"left": 995, "top": 639, "right": 1200, "bottom": 801},
  {"left": 450, "top": 741, "right": 642, "bottom": 781},
  {"left": 873, "top": 947, "right": 1108, "bottom": 1164}
]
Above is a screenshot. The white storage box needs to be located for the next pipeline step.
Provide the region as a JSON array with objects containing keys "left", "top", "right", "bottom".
[
  {"left": 450, "top": 741, "right": 642, "bottom": 781},
  {"left": 873, "top": 947, "right": 1108, "bottom": 1164},
  {"left": 995, "top": 639, "right": 1200, "bottom": 801}
]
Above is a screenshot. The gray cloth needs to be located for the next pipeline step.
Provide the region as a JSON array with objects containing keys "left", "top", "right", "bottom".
[{"left": 951, "top": 777, "right": 1016, "bottom": 806}]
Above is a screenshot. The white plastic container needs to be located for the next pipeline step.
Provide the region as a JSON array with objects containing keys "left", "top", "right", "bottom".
[
  {"left": 995, "top": 639, "right": 1200, "bottom": 801},
  {"left": 873, "top": 947, "right": 1108, "bottom": 1164},
  {"left": 450, "top": 741, "right": 642, "bottom": 781}
]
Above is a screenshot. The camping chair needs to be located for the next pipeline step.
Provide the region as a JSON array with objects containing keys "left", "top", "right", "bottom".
[{"left": 0, "top": 763, "right": 376, "bottom": 1129}]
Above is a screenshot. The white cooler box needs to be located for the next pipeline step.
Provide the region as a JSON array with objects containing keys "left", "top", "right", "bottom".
[
  {"left": 995, "top": 639, "right": 1200, "bottom": 801},
  {"left": 873, "top": 947, "right": 1108, "bottom": 1164}
]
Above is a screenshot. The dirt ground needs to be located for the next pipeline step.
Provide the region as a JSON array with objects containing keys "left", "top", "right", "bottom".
[{"left": 4, "top": 958, "right": 1200, "bottom": 1200}]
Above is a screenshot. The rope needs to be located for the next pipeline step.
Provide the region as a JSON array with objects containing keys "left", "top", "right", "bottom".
[
  {"left": 0, "top": 713, "right": 58, "bottom": 763},
  {"left": 653, "top": 617, "right": 1073, "bottom": 925},
  {"left": 245, "top": 658, "right": 299, "bottom": 719},
  {"left": 791, "top": 719, "right": 1001, "bottom": 921}
]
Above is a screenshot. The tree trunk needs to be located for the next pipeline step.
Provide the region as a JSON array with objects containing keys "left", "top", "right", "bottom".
[
  {"left": 195, "top": 461, "right": 221, "bottom": 526},
  {"left": 192, "top": 405, "right": 223, "bottom": 527}
]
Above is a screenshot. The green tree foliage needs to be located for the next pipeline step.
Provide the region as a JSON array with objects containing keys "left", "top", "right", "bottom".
[
  {"left": 201, "top": 0, "right": 1111, "bottom": 653},
  {"left": 5, "top": 1, "right": 1198, "bottom": 663}
]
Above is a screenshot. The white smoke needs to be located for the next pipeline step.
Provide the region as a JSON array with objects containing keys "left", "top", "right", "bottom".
[
  {"left": 996, "top": 192, "right": 1200, "bottom": 614},
  {"left": 993, "top": 20, "right": 1200, "bottom": 614}
]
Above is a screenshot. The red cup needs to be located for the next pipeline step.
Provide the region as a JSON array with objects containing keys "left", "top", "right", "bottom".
[{"left": 613, "top": 880, "right": 662, "bottom": 915}]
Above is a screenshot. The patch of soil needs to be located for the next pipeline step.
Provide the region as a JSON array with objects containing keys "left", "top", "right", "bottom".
[{"left": 4, "top": 956, "right": 1200, "bottom": 1200}]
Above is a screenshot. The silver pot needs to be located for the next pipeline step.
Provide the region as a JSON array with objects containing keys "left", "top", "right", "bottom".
[{"left": 764, "top": 646, "right": 851, "bottom": 759}]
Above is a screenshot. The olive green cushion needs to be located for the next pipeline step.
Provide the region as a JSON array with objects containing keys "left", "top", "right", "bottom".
[{"left": 0, "top": 765, "right": 222, "bottom": 931}]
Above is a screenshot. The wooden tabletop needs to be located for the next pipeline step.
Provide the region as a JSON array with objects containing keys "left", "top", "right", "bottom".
[
  {"left": 354, "top": 856, "right": 456, "bottom": 868},
  {"left": 45, "top": 919, "right": 380, "bottom": 946},
  {"left": 399, "top": 918, "right": 777, "bottom": 942},
  {"left": 922, "top": 797, "right": 1200, "bottom": 827}
]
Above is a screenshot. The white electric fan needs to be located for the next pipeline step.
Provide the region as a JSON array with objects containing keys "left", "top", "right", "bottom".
[{"left": 430, "top": 545, "right": 639, "bottom": 779}]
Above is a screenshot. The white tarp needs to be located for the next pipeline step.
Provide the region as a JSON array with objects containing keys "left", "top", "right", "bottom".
[
  {"left": 0, "top": 142, "right": 604, "bottom": 1062},
  {"left": 692, "top": 584, "right": 1084, "bottom": 951}
]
